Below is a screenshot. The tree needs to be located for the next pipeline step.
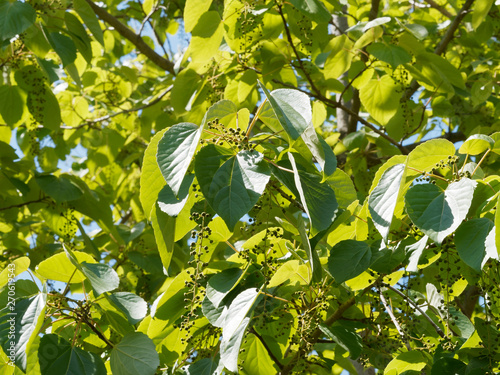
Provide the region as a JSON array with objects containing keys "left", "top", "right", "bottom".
[{"left": 1, "top": 0, "right": 500, "bottom": 373}]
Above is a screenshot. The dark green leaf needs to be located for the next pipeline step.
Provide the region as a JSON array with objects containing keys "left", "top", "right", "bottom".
[
  {"left": 455, "top": 218, "right": 494, "bottom": 272},
  {"left": 65, "top": 12, "right": 93, "bottom": 63},
  {"left": 405, "top": 179, "right": 476, "bottom": 244},
  {"left": 110, "top": 332, "right": 160, "bottom": 375},
  {"left": 328, "top": 240, "right": 371, "bottom": 283},
  {"left": 0, "top": 85, "right": 25, "bottom": 126},
  {"left": 73, "top": 0, "right": 104, "bottom": 45},
  {"left": 319, "top": 324, "right": 363, "bottom": 359},
  {"left": 206, "top": 268, "right": 244, "bottom": 308},
  {"left": 38, "top": 334, "right": 106, "bottom": 375},
  {"left": 0, "top": 1, "right": 36, "bottom": 42},
  {"left": 289, "top": 0, "right": 331, "bottom": 23},
  {"left": 367, "top": 43, "right": 411, "bottom": 68},
  {"left": 35, "top": 174, "right": 84, "bottom": 203},
  {"left": 47, "top": 32, "right": 77, "bottom": 67},
  {"left": 431, "top": 357, "right": 466, "bottom": 375},
  {"left": 195, "top": 146, "right": 270, "bottom": 230}
]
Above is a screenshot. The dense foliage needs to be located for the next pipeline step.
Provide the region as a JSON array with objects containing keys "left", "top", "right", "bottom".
[{"left": 1, "top": 0, "right": 500, "bottom": 374}]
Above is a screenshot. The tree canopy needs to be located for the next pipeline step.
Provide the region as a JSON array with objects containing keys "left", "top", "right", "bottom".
[{"left": 1, "top": 0, "right": 500, "bottom": 374}]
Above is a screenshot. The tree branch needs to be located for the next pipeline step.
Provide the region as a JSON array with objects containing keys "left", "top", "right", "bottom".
[
  {"left": 84, "top": 0, "right": 176, "bottom": 75},
  {"left": 0, "top": 198, "right": 47, "bottom": 211},
  {"left": 424, "top": 0, "right": 454, "bottom": 18}
]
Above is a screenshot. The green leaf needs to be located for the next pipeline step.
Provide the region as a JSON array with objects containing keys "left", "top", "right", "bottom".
[
  {"left": 324, "top": 35, "right": 353, "bottom": 80},
  {"left": 384, "top": 351, "right": 427, "bottom": 375},
  {"left": 157, "top": 123, "right": 201, "bottom": 196},
  {"left": 458, "top": 134, "right": 495, "bottom": 155},
  {"left": 319, "top": 324, "right": 363, "bottom": 359},
  {"left": 240, "top": 334, "right": 280, "bottom": 374},
  {"left": 368, "top": 163, "right": 406, "bottom": 241},
  {"left": 157, "top": 174, "right": 194, "bottom": 216},
  {"left": 0, "top": 293, "right": 46, "bottom": 372},
  {"left": 405, "top": 179, "right": 477, "bottom": 244},
  {"left": 195, "top": 146, "right": 271, "bottom": 230},
  {"left": 407, "top": 138, "right": 456, "bottom": 172},
  {"left": 296, "top": 213, "right": 322, "bottom": 283},
  {"left": 472, "top": 0, "right": 494, "bottom": 30},
  {"left": 171, "top": 69, "right": 201, "bottom": 114},
  {"left": 300, "top": 125, "right": 337, "bottom": 177},
  {"left": 328, "top": 240, "right": 371, "bottom": 283},
  {"left": 475, "top": 317, "right": 500, "bottom": 351},
  {"left": 65, "top": 12, "right": 93, "bottom": 64},
  {"left": 0, "top": 257, "right": 30, "bottom": 289},
  {"left": 47, "top": 32, "right": 77, "bottom": 68},
  {"left": 202, "top": 295, "right": 228, "bottom": 327},
  {"left": 238, "top": 69, "right": 258, "bottom": 103},
  {"left": 36, "top": 251, "right": 94, "bottom": 283},
  {"left": 64, "top": 245, "right": 120, "bottom": 295},
  {"left": 327, "top": 169, "right": 357, "bottom": 208},
  {"left": 38, "top": 334, "right": 106, "bottom": 375},
  {"left": 258, "top": 82, "right": 311, "bottom": 141},
  {"left": 107, "top": 292, "right": 148, "bottom": 325},
  {"left": 0, "top": 1, "right": 36, "bottom": 42},
  {"left": 188, "top": 11, "right": 223, "bottom": 69},
  {"left": 220, "top": 288, "right": 261, "bottom": 373},
  {"left": 203, "top": 99, "right": 238, "bottom": 127},
  {"left": 496, "top": 196, "right": 500, "bottom": 254},
  {"left": 81, "top": 262, "right": 120, "bottom": 295},
  {"left": 110, "top": 332, "right": 160, "bottom": 375},
  {"left": 0, "top": 85, "right": 25, "bottom": 126},
  {"left": 359, "top": 75, "right": 401, "bottom": 125},
  {"left": 431, "top": 357, "right": 466, "bottom": 375},
  {"left": 366, "top": 43, "right": 411, "bottom": 68},
  {"left": 187, "top": 357, "right": 222, "bottom": 375},
  {"left": 206, "top": 268, "right": 245, "bottom": 308},
  {"left": 289, "top": 0, "right": 331, "bottom": 23},
  {"left": 184, "top": 0, "right": 213, "bottom": 33},
  {"left": 140, "top": 128, "right": 168, "bottom": 219},
  {"left": 27, "top": 87, "right": 61, "bottom": 130},
  {"left": 73, "top": 0, "right": 104, "bottom": 45},
  {"left": 35, "top": 174, "right": 84, "bottom": 203},
  {"left": 363, "top": 16, "right": 391, "bottom": 31},
  {"left": 455, "top": 218, "right": 494, "bottom": 272}
]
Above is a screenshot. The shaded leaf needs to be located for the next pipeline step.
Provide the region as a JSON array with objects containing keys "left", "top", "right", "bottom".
[
  {"left": 328, "top": 240, "right": 371, "bottom": 283},
  {"left": 110, "top": 332, "right": 160, "bottom": 375},
  {"left": 38, "top": 334, "right": 106, "bottom": 375},
  {"left": 455, "top": 218, "right": 494, "bottom": 272}
]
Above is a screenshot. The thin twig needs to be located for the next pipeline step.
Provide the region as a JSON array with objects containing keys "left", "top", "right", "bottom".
[
  {"left": 0, "top": 197, "right": 47, "bottom": 211},
  {"left": 424, "top": 0, "right": 454, "bottom": 18},
  {"left": 249, "top": 328, "right": 284, "bottom": 370}
]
